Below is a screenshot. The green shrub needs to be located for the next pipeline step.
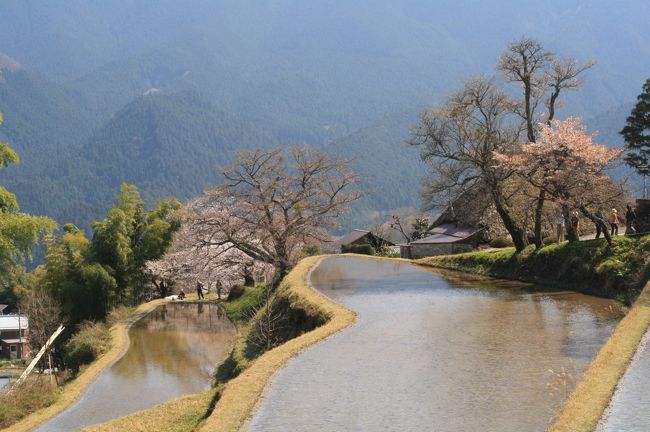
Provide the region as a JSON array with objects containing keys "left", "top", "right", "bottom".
[
  {"left": 542, "top": 236, "right": 557, "bottom": 246},
  {"left": 222, "top": 284, "right": 267, "bottom": 326},
  {"left": 303, "top": 245, "right": 320, "bottom": 256},
  {"left": 341, "top": 243, "right": 376, "bottom": 255},
  {"left": 489, "top": 237, "right": 514, "bottom": 248},
  {"left": 63, "top": 321, "right": 110, "bottom": 373}
]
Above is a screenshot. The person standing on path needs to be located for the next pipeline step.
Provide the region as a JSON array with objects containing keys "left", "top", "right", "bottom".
[
  {"left": 196, "top": 281, "right": 205, "bottom": 300},
  {"left": 626, "top": 204, "right": 637, "bottom": 235},
  {"left": 609, "top": 208, "right": 620, "bottom": 237},
  {"left": 216, "top": 280, "right": 223, "bottom": 300},
  {"left": 556, "top": 212, "right": 565, "bottom": 242},
  {"left": 595, "top": 208, "right": 605, "bottom": 239},
  {"left": 570, "top": 211, "right": 581, "bottom": 241}
]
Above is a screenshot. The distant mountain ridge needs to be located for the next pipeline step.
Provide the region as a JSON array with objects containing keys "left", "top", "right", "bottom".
[{"left": 0, "top": 1, "right": 648, "bottom": 230}]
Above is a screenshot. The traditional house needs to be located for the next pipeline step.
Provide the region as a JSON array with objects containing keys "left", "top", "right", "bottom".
[
  {"left": 0, "top": 315, "right": 29, "bottom": 360},
  {"left": 400, "top": 224, "right": 483, "bottom": 259},
  {"left": 323, "top": 229, "right": 394, "bottom": 253}
]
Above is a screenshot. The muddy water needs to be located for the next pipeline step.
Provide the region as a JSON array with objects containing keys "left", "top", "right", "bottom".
[
  {"left": 37, "top": 302, "right": 235, "bottom": 432},
  {"left": 597, "top": 330, "right": 650, "bottom": 431},
  {"left": 248, "top": 257, "right": 624, "bottom": 432}
]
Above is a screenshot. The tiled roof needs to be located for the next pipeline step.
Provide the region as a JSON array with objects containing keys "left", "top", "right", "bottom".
[{"left": 411, "top": 224, "right": 481, "bottom": 244}]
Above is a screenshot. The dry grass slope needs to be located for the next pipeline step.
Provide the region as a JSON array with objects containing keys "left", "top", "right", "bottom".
[{"left": 548, "top": 281, "right": 650, "bottom": 432}]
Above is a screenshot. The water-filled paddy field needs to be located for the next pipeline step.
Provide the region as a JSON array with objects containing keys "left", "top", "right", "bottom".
[
  {"left": 249, "top": 256, "right": 624, "bottom": 432},
  {"left": 37, "top": 302, "right": 234, "bottom": 432}
]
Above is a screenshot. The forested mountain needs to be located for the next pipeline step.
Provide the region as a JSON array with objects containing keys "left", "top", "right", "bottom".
[
  {"left": 0, "top": 0, "right": 648, "bottom": 231},
  {"left": 80, "top": 91, "right": 277, "bottom": 208}
]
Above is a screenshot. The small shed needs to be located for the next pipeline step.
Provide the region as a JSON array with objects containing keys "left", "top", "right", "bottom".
[
  {"left": 0, "top": 315, "right": 29, "bottom": 360},
  {"left": 323, "top": 229, "right": 394, "bottom": 253},
  {"left": 400, "top": 224, "right": 482, "bottom": 259}
]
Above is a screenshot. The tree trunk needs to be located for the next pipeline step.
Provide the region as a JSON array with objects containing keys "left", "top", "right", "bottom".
[
  {"left": 533, "top": 189, "right": 545, "bottom": 249},
  {"left": 492, "top": 191, "right": 527, "bottom": 252},
  {"left": 562, "top": 205, "right": 579, "bottom": 242},
  {"left": 579, "top": 205, "right": 612, "bottom": 246}
]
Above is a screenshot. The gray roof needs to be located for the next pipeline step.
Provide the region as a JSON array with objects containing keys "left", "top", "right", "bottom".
[
  {"left": 327, "top": 229, "right": 394, "bottom": 248},
  {"left": 0, "top": 304, "right": 7, "bottom": 314},
  {"left": 327, "top": 230, "right": 371, "bottom": 247},
  {"left": 0, "top": 315, "right": 29, "bottom": 330},
  {"left": 411, "top": 224, "right": 481, "bottom": 244}
]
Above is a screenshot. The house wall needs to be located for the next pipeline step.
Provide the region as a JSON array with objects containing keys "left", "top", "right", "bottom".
[
  {"left": 0, "top": 340, "right": 28, "bottom": 360},
  {"left": 0, "top": 329, "right": 29, "bottom": 360},
  {"left": 408, "top": 243, "right": 475, "bottom": 259}
]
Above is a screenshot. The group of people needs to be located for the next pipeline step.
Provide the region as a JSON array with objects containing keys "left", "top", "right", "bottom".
[
  {"left": 596, "top": 205, "right": 637, "bottom": 238},
  {"left": 175, "top": 279, "right": 224, "bottom": 301},
  {"left": 557, "top": 205, "right": 637, "bottom": 242}
]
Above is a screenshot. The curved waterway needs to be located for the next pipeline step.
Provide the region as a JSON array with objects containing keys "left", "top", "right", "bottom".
[
  {"left": 37, "top": 302, "right": 235, "bottom": 432},
  {"left": 597, "top": 330, "right": 650, "bottom": 431},
  {"left": 249, "top": 256, "right": 625, "bottom": 432}
]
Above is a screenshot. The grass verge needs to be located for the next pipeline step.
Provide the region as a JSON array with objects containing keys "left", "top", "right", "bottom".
[
  {"left": 83, "top": 390, "right": 215, "bottom": 432},
  {"left": 548, "top": 280, "right": 650, "bottom": 432},
  {"left": 418, "top": 235, "right": 650, "bottom": 304},
  {"left": 5, "top": 298, "right": 169, "bottom": 432},
  {"left": 197, "top": 256, "right": 357, "bottom": 432}
]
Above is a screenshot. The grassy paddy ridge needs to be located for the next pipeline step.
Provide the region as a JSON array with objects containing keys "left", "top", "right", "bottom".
[{"left": 418, "top": 235, "right": 650, "bottom": 304}]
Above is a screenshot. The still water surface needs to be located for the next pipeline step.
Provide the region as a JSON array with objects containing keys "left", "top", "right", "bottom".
[
  {"left": 37, "top": 302, "right": 234, "bottom": 431},
  {"left": 597, "top": 330, "right": 650, "bottom": 432},
  {"left": 0, "top": 376, "right": 13, "bottom": 392},
  {"left": 249, "top": 256, "right": 624, "bottom": 432}
]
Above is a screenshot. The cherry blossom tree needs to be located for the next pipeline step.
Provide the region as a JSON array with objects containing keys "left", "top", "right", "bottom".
[
  {"left": 184, "top": 146, "right": 362, "bottom": 289},
  {"left": 494, "top": 118, "right": 623, "bottom": 245}
]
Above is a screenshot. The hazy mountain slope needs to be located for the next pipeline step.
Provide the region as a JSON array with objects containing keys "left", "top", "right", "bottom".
[
  {"left": 80, "top": 91, "right": 277, "bottom": 202},
  {"left": 2, "top": 0, "right": 649, "bottom": 136},
  {"left": 324, "top": 111, "right": 428, "bottom": 230},
  {"left": 1, "top": 1, "right": 649, "bottom": 230}
]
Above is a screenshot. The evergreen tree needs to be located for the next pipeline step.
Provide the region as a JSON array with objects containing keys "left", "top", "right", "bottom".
[
  {"left": 91, "top": 184, "right": 180, "bottom": 305},
  {"left": 0, "top": 107, "right": 55, "bottom": 309},
  {"left": 621, "top": 78, "right": 650, "bottom": 176}
]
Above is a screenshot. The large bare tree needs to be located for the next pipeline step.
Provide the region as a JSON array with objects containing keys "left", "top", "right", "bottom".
[
  {"left": 409, "top": 76, "right": 529, "bottom": 250},
  {"left": 188, "top": 146, "right": 362, "bottom": 289},
  {"left": 498, "top": 37, "right": 595, "bottom": 247},
  {"left": 411, "top": 37, "right": 595, "bottom": 251}
]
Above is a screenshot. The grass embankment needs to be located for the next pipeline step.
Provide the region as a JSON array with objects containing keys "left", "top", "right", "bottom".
[
  {"left": 419, "top": 235, "right": 650, "bottom": 304},
  {"left": 549, "top": 280, "right": 650, "bottom": 432},
  {"left": 85, "top": 258, "right": 354, "bottom": 432},
  {"left": 5, "top": 298, "right": 169, "bottom": 432},
  {"left": 198, "top": 256, "right": 356, "bottom": 432}
]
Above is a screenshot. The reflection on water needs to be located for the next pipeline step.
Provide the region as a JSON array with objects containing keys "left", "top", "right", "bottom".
[
  {"left": 249, "top": 257, "right": 624, "bottom": 432},
  {"left": 37, "top": 303, "right": 235, "bottom": 432},
  {"left": 0, "top": 376, "right": 14, "bottom": 392},
  {"left": 597, "top": 330, "right": 650, "bottom": 432}
]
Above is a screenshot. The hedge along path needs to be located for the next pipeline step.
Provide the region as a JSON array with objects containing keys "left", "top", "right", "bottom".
[
  {"left": 7, "top": 298, "right": 170, "bottom": 432},
  {"left": 549, "top": 280, "right": 650, "bottom": 432},
  {"left": 198, "top": 255, "right": 358, "bottom": 432}
]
